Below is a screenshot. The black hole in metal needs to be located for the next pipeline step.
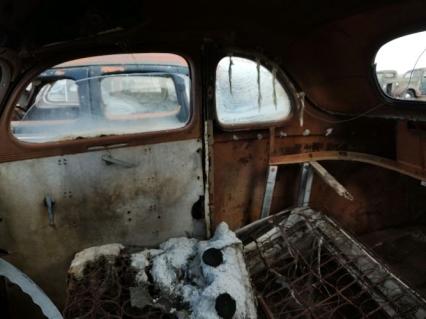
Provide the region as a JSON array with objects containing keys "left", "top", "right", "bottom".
[
  {"left": 215, "top": 293, "right": 236, "bottom": 319},
  {"left": 191, "top": 196, "right": 204, "bottom": 220},
  {"left": 202, "top": 248, "right": 223, "bottom": 267}
]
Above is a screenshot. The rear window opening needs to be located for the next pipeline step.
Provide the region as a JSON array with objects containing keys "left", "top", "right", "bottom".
[
  {"left": 215, "top": 56, "right": 292, "bottom": 129},
  {"left": 11, "top": 53, "right": 191, "bottom": 143},
  {"left": 375, "top": 31, "right": 426, "bottom": 102}
]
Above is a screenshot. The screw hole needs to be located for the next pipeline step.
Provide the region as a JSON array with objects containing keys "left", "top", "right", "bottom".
[
  {"left": 191, "top": 196, "right": 204, "bottom": 220},
  {"left": 202, "top": 248, "right": 223, "bottom": 267},
  {"left": 215, "top": 293, "right": 236, "bottom": 319}
]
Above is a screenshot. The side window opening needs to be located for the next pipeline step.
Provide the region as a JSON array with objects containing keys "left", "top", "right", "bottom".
[
  {"left": 215, "top": 56, "right": 292, "bottom": 129},
  {"left": 10, "top": 53, "right": 191, "bottom": 143},
  {"left": 375, "top": 31, "right": 426, "bottom": 101}
]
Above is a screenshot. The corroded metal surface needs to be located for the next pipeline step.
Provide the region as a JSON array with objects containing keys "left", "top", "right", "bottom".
[
  {"left": 0, "top": 139, "right": 204, "bottom": 306},
  {"left": 212, "top": 115, "right": 396, "bottom": 230},
  {"left": 270, "top": 151, "right": 426, "bottom": 182}
]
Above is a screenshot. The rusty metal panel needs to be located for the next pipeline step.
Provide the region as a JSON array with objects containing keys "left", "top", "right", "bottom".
[
  {"left": 0, "top": 139, "right": 204, "bottom": 306},
  {"left": 396, "top": 121, "right": 426, "bottom": 171},
  {"left": 213, "top": 138, "right": 269, "bottom": 230},
  {"left": 308, "top": 161, "right": 426, "bottom": 235}
]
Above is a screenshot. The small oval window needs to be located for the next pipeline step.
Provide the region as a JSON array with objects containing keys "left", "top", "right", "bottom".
[
  {"left": 215, "top": 57, "right": 292, "bottom": 129},
  {"left": 375, "top": 31, "right": 426, "bottom": 101}
]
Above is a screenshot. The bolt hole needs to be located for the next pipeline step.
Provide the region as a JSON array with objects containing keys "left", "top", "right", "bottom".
[
  {"left": 191, "top": 196, "right": 204, "bottom": 220},
  {"left": 127, "top": 211, "right": 131, "bottom": 214},
  {"left": 202, "top": 248, "right": 223, "bottom": 267},
  {"left": 128, "top": 218, "right": 132, "bottom": 222},
  {"left": 215, "top": 293, "right": 236, "bottom": 319}
]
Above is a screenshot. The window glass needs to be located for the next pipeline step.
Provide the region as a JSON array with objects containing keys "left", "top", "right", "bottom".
[
  {"left": 215, "top": 56, "right": 291, "bottom": 128},
  {"left": 46, "top": 79, "right": 79, "bottom": 104},
  {"left": 375, "top": 31, "right": 426, "bottom": 101},
  {"left": 101, "top": 75, "right": 179, "bottom": 119},
  {"left": 11, "top": 53, "right": 190, "bottom": 143}
]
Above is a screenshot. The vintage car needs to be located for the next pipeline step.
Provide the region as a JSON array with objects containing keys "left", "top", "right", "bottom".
[
  {"left": 391, "top": 68, "right": 426, "bottom": 99},
  {"left": 0, "top": 1, "right": 426, "bottom": 319},
  {"left": 376, "top": 69, "right": 398, "bottom": 96}
]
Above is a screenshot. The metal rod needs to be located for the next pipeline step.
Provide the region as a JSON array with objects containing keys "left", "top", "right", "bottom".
[
  {"left": 309, "top": 161, "right": 354, "bottom": 201},
  {"left": 297, "top": 163, "right": 314, "bottom": 207},
  {"left": 260, "top": 165, "right": 278, "bottom": 218}
]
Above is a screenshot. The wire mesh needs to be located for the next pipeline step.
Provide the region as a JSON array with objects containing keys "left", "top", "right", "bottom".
[
  {"left": 240, "top": 208, "right": 426, "bottom": 319},
  {"left": 63, "top": 255, "right": 175, "bottom": 319}
]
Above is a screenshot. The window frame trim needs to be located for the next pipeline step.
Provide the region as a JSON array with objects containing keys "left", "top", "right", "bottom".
[
  {"left": 371, "top": 29, "right": 426, "bottom": 110},
  {"left": 2, "top": 52, "right": 198, "bottom": 151},
  {"left": 213, "top": 53, "right": 298, "bottom": 131}
]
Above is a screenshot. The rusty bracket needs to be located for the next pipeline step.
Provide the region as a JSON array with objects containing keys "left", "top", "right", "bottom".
[
  {"left": 296, "top": 92, "right": 306, "bottom": 127},
  {"left": 309, "top": 161, "right": 354, "bottom": 200},
  {"left": 270, "top": 151, "right": 426, "bottom": 182}
]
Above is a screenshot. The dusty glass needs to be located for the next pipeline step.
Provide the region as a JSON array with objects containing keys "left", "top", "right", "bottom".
[
  {"left": 11, "top": 53, "right": 190, "bottom": 143},
  {"left": 215, "top": 56, "right": 291, "bottom": 128}
]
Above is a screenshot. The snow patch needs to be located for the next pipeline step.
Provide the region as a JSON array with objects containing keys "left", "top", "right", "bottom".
[
  {"left": 130, "top": 222, "right": 257, "bottom": 319},
  {"left": 131, "top": 249, "right": 161, "bottom": 285},
  {"left": 151, "top": 237, "right": 198, "bottom": 295},
  {"left": 69, "top": 243, "right": 124, "bottom": 279}
]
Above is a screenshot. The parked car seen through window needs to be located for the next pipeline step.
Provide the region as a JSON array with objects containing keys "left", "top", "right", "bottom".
[{"left": 375, "top": 31, "right": 426, "bottom": 101}]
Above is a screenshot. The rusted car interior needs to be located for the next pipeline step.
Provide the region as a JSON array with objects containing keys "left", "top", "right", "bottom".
[{"left": 1, "top": 1, "right": 426, "bottom": 318}]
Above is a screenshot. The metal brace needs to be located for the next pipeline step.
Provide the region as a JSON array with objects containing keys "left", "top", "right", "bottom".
[
  {"left": 297, "top": 163, "right": 314, "bottom": 207},
  {"left": 260, "top": 165, "right": 278, "bottom": 218},
  {"left": 310, "top": 161, "right": 354, "bottom": 201}
]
